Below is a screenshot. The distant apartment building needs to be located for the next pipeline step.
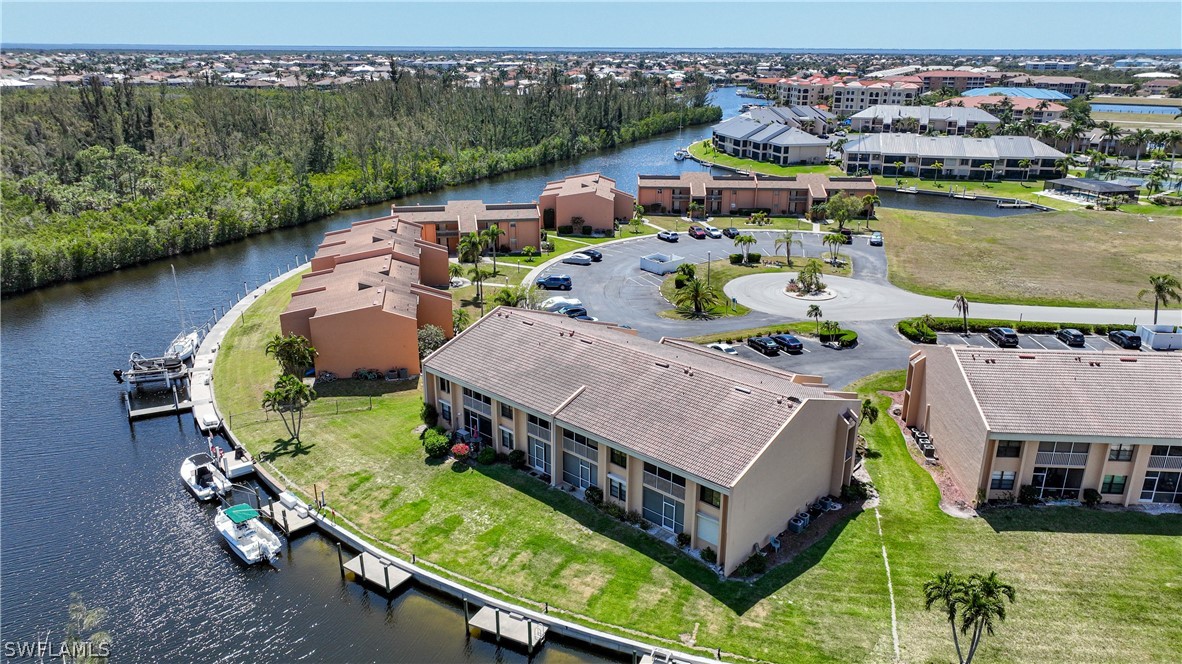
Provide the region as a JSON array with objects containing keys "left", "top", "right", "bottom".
[
  {"left": 1007, "top": 75, "right": 1090, "bottom": 97},
  {"left": 830, "top": 80, "right": 921, "bottom": 116},
  {"left": 1140, "top": 79, "right": 1178, "bottom": 96},
  {"left": 281, "top": 218, "right": 452, "bottom": 377},
  {"left": 902, "top": 346, "right": 1182, "bottom": 506},
  {"left": 842, "top": 134, "right": 1066, "bottom": 179},
  {"left": 389, "top": 200, "right": 541, "bottom": 254},
  {"left": 711, "top": 117, "right": 829, "bottom": 166},
  {"left": 848, "top": 105, "right": 1000, "bottom": 135},
  {"left": 962, "top": 87, "right": 1071, "bottom": 101},
  {"left": 776, "top": 75, "right": 847, "bottom": 106},
  {"left": 1022, "top": 61, "right": 1078, "bottom": 71},
  {"left": 939, "top": 96, "right": 1066, "bottom": 123},
  {"left": 422, "top": 308, "right": 863, "bottom": 574},
  {"left": 538, "top": 173, "right": 635, "bottom": 235},
  {"left": 919, "top": 70, "right": 988, "bottom": 93},
  {"left": 636, "top": 172, "right": 876, "bottom": 216}
]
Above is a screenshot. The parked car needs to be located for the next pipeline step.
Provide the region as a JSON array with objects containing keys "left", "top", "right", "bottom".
[
  {"left": 702, "top": 224, "right": 723, "bottom": 238},
  {"left": 561, "top": 253, "right": 593, "bottom": 266},
  {"left": 557, "top": 306, "right": 589, "bottom": 318},
  {"left": 987, "top": 327, "right": 1020, "bottom": 348},
  {"left": 687, "top": 225, "right": 707, "bottom": 239},
  {"left": 769, "top": 333, "right": 804, "bottom": 353},
  {"left": 578, "top": 248, "right": 603, "bottom": 262},
  {"left": 747, "top": 336, "right": 781, "bottom": 356},
  {"left": 539, "top": 296, "right": 581, "bottom": 311},
  {"left": 869, "top": 231, "right": 883, "bottom": 246},
  {"left": 838, "top": 228, "right": 854, "bottom": 244},
  {"left": 1056, "top": 328, "right": 1085, "bottom": 347},
  {"left": 535, "top": 274, "right": 573, "bottom": 290},
  {"left": 723, "top": 227, "right": 740, "bottom": 238},
  {"left": 657, "top": 230, "right": 680, "bottom": 242},
  {"left": 707, "top": 342, "right": 738, "bottom": 355},
  {"left": 573, "top": 315, "right": 599, "bottom": 322},
  {"left": 1109, "top": 330, "right": 1142, "bottom": 349}
]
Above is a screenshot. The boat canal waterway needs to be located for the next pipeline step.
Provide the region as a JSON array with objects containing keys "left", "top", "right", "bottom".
[{"left": 0, "top": 86, "right": 1040, "bottom": 661}]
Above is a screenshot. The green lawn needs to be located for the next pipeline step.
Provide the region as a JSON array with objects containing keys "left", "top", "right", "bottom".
[
  {"left": 646, "top": 214, "right": 812, "bottom": 233},
  {"left": 687, "top": 139, "right": 844, "bottom": 177},
  {"left": 877, "top": 207, "right": 1182, "bottom": 308},
  {"left": 216, "top": 292, "right": 1182, "bottom": 663},
  {"left": 658, "top": 258, "right": 852, "bottom": 320},
  {"left": 872, "top": 175, "right": 1080, "bottom": 209}
]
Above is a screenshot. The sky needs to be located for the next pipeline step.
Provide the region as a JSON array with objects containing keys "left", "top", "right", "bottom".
[{"left": 2, "top": 1, "right": 1180, "bottom": 51}]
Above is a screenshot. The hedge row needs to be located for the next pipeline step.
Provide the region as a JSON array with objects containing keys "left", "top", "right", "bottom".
[
  {"left": 728, "top": 252, "right": 763, "bottom": 264},
  {"left": 898, "top": 316, "right": 1137, "bottom": 343}
]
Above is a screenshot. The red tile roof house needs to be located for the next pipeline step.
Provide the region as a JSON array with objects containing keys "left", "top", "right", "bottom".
[
  {"left": 422, "top": 308, "right": 863, "bottom": 575},
  {"left": 903, "top": 346, "right": 1182, "bottom": 506}
]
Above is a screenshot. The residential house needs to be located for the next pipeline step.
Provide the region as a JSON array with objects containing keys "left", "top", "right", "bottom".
[
  {"left": 422, "top": 308, "right": 863, "bottom": 574},
  {"left": 842, "top": 134, "right": 1066, "bottom": 179},
  {"left": 902, "top": 346, "right": 1182, "bottom": 506},
  {"left": 636, "top": 172, "right": 876, "bottom": 216},
  {"left": 848, "top": 105, "right": 1000, "bottom": 135}
]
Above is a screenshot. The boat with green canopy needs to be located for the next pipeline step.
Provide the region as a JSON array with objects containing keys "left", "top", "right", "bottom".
[{"left": 215, "top": 503, "right": 282, "bottom": 564}]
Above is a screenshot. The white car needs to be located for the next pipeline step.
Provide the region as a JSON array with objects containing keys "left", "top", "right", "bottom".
[
  {"left": 562, "top": 253, "right": 593, "bottom": 266},
  {"left": 539, "top": 296, "right": 582, "bottom": 312},
  {"left": 702, "top": 224, "right": 723, "bottom": 238},
  {"left": 657, "top": 230, "right": 680, "bottom": 242},
  {"left": 707, "top": 342, "right": 738, "bottom": 355}
]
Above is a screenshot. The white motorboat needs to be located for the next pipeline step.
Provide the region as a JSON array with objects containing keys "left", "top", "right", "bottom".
[
  {"left": 673, "top": 149, "right": 689, "bottom": 161},
  {"left": 180, "top": 453, "right": 232, "bottom": 501},
  {"left": 215, "top": 504, "right": 282, "bottom": 564},
  {"left": 122, "top": 352, "right": 187, "bottom": 388}
]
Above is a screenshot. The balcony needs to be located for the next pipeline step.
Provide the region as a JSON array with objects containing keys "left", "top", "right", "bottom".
[
  {"left": 1035, "top": 452, "right": 1089, "bottom": 467},
  {"left": 643, "top": 471, "right": 686, "bottom": 500},
  {"left": 1148, "top": 455, "right": 1182, "bottom": 470}
]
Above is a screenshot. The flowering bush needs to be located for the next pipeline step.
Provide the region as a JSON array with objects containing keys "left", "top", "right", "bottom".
[{"left": 450, "top": 443, "right": 470, "bottom": 460}]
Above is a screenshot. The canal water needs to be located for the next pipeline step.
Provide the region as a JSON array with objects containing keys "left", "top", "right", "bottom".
[{"left": 0, "top": 86, "right": 1034, "bottom": 661}]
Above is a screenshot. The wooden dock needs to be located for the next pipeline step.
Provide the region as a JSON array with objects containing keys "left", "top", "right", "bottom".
[
  {"left": 262, "top": 502, "right": 315, "bottom": 535},
  {"left": 343, "top": 552, "right": 412, "bottom": 594},
  {"left": 468, "top": 605, "right": 547, "bottom": 651},
  {"left": 641, "top": 649, "right": 686, "bottom": 664},
  {"left": 127, "top": 400, "right": 193, "bottom": 420}
]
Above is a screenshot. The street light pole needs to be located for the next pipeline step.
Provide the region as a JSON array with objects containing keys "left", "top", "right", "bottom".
[{"left": 707, "top": 251, "right": 711, "bottom": 286}]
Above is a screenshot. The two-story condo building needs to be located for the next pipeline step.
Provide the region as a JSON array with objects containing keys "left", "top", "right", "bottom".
[
  {"left": 422, "top": 308, "right": 863, "bottom": 574},
  {"left": 711, "top": 116, "right": 829, "bottom": 166},
  {"left": 842, "top": 134, "right": 1066, "bottom": 179},
  {"left": 635, "top": 172, "right": 876, "bottom": 216},
  {"left": 848, "top": 105, "right": 1001, "bottom": 135},
  {"left": 903, "top": 346, "right": 1182, "bottom": 505},
  {"left": 939, "top": 96, "right": 1066, "bottom": 124}
]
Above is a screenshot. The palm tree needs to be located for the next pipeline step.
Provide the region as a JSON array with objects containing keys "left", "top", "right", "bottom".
[
  {"left": 734, "top": 234, "right": 757, "bottom": 264},
  {"left": 1017, "top": 159, "right": 1031, "bottom": 183},
  {"left": 823, "top": 232, "right": 846, "bottom": 265},
  {"left": 893, "top": 160, "right": 906, "bottom": 177},
  {"left": 960, "top": 572, "right": 1017, "bottom": 664},
  {"left": 970, "top": 123, "right": 992, "bottom": 139},
  {"left": 1053, "top": 157, "right": 1071, "bottom": 178},
  {"left": 807, "top": 304, "right": 823, "bottom": 336},
  {"left": 458, "top": 232, "right": 484, "bottom": 272},
  {"left": 676, "top": 262, "right": 697, "bottom": 280},
  {"left": 447, "top": 261, "right": 464, "bottom": 285},
  {"left": 931, "top": 161, "right": 944, "bottom": 182},
  {"left": 452, "top": 308, "right": 471, "bottom": 334},
  {"left": 481, "top": 225, "right": 505, "bottom": 274},
  {"left": 1061, "top": 122, "right": 1087, "bottom": 154},
  {"left": 1034, "top": 122, "right": 1060, "bottom": 147},
  {"left": 1138, "top": 274, "right": 1182, "bottom": 324},
  {"left": 1097, "top": 121, "right": 1123, "bottom": 155},
  {"left": 264, "top": 333, "right": 317, "bottom": 377},
  {"left": 924, "top": 571, "right": 968, "bottom": 664},
  {"left": 1161, "top": 130, "right": 1182, "bottom": 171},
  {"left": 980, "top": 163, "right": 993, "bottom": 183},
  {"left": 861, "top": 194, "right": 880, "bottom": 229},
  {"left": 672, "top": 277, "right": 718, "bottom": 315},
  {"left": 686, "top": 200, "right": 704, "bottom": 220},
  {"left": 860, "top": 398, "right": 879, "bottom": 425},
  {"left": 467, "top": 265, "right": 490, "bottom": 309},
  {"left": 492, "top": 284, "right": 525, "bottom": 308},
  {"left": 262, "top": 374, "right": 317, "bottom": 443},
  {"left": 953, "top": 294, "right": 970, "bottom": 335},
  {"left": 774, "top": 231, "right": 803, "bottom": 266}
]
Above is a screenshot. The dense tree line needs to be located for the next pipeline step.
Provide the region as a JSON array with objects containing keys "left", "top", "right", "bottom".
[{"left": 1, "top": 71, "right": 719, "bottom": 293}]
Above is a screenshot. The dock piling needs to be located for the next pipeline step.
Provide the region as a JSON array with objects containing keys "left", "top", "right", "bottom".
[
  {"left": 359, "top": 551, "right": 366, "bottom": 580},
  {"left": 282, "top": 509, "right": 289, "bottom": 533},
  {"left": 495, "top": 608, "right": 501, "bottom": 643},
  {"left": 526, "top": 617, "right": 534, "bottom": 652},
  {"left": 383, "top": 563, "right": 390, "bottom": 591},
  {"left": 462, "top": 597, "right": 469, "bottom": 624},
  {"left": 337, "top": 543, "right": 345, "bottom": 578}
]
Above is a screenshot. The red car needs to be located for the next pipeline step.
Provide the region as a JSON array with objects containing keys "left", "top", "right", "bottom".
[{"left": 687, "top": 225, "right": 707, "bottom": 239}]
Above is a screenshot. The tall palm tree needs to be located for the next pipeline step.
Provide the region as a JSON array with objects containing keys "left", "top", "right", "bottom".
[
  {"left": 458, "top": 232, "right": 484, "bottom": 273},
  {"left": 686, "top": 200, "right": 704, "bottom": 221},
  {"left": 1061, "top": 122, "right": 1087, "bottom": 154},
  {"left": 1053, "top": 157, "right": 1071, "bottom": 178},
  {"left": 264, "top": 333, "right": 317, "bottom": 377},
  {"left": 823, "top": 232, "right": 846, "bottom": 265},
  {"left": 1034, "top": 122, "right": 1060, "bottom": 146},
  {"left": 861, "top": 194, "right": 880, "bottom": 229},
  {"left": 806, "top": 304, "right": 823, "bottom": 336},
  {"left": 452, "top": 308, "right": 471, "bottom": 334},
  {"left": 960, "top": 572, "right": 1017, "bottom": 664},
  {"left": 447, "top": 261, "right": 464, "bottom": 285},
  {"left": 953, "top": 294, "right": 970, "bottom": 335},
  {"left": 931, "top": 160, "right": 944, "bottom": 182},
  {"left": 261, "top": 374, "right": 317, "bottom": 443},
  {"left": 467, "top": 266, "right": 491, "bottom": 314},
  {"left": 734, "top": 234, "right": 758, "bottom": 263},
  {"left": 1138, "top": 274, "right": 1182, "bottom": 325},
  {"left": 1017, "top": 159, "right": 1031, "bottom": 183},
  {"left": 775, "top": 231, "right": 803, "bottom": 266},
  {"left": 672, "top": 277, "right": 718, "bottom": 315},
  {"left": 981, "top": 163, "right": 993, "bottom": 183},
  {"left": 1096, "top": 121, "right": 1123, "bottom": 156},
  {"left": 1161, "top": 130, "right": 1182, "bottom": 171},
  {"left": 924, "top": 571, "right": 968, "bottom": 664},
  {"left": 893, "top": 160, "right": 906, "bottom": 177},
  {"left": 481, "top": 225, "right": 505, "bottom": 274}
]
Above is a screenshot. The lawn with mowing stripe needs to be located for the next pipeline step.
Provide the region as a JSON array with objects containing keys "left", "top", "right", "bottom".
[
  {"left": 216, "top": 285, "right": 1182, "bottom": 663},
  {"left": 876, "top": 207, "right": 1182, "bottom": 308},
  {"left": 687, "top": 140, "right": 844, "bottom": 177},
  {"left": 646, "top": 214, "right": 812, "bottom": 232}
]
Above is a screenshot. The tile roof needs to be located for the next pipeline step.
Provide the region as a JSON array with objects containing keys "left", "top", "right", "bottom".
[
  {"left": 850, "top": 104, "right": 999, "bottom": 124},
  {"left": 390, "top": 200, "right": 539, "bottom": 226},
  {"left": 939, "top": 96, "right": 1066, "bottom": 113},
  {"left": 289, "top": 255, "right": 425, "bottom": 319},
  {"left": 637, "top": 172, "right": 875, "bottom": 196},
  {"left": 540, "top": 172, "right": 629, "bottom": 202},
  {"left": 948, "top": 347, "right": 1182, "bottom": 441},
  {"left": 425, "top": 308, "right": 852, "bottom": 488}
]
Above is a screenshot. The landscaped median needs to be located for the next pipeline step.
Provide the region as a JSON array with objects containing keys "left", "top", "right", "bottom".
[
  {"left": 897, "top": 316, "right": 1139, "bottom": 344},
  {"left": 658, "top": 257, "right": 851, "bottom": 320},
  {"left": 213, "top": 279, "right": 1182, "bottom": 663}
]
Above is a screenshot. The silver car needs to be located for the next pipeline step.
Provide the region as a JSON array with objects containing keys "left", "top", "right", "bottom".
[{"left": 562, "top": 253, "right": 593, "bottom": 266}]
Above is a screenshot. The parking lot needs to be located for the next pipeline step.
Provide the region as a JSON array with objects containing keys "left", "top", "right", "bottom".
[{"left": 935, "top": 331, "right": 1146, "bottom": 353}]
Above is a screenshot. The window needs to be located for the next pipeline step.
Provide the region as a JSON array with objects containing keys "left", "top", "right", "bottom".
[
  {"left": 1152, "top": 445, "right": 1182, "bottom": 457},
  {"left": 439, "top": 401, "right": 452, "bottom": 423},
  {"left": 1101, "top": 475, "right": 1127, "bottom": 495},
  {"left": 1031, "top": 466, "right": 1084, "bottom": 500},
  {"left": 608, "top": 476, "right": 627, "bottom": 502},
  {"left": 609, "top": 448, "right": 628, "bottom": 468},
  {"left": 990, "top": 471, "right": 1016, "bottom": 491},
  {"left": 1108, "top": 444, "right": 1134, "bottom": 462},
  {"left": 1038, "top": 441, "right": 1089, "bottom": 455},
  {"left": 499, "top": 427, "right": 514, "bottom": 451},
  {"left": 437, "top": 377, "right": 450, "bottom": 394},
  {"left": 996, "top": 441, "right": 1021, "bottom": 458},
  {"left": 700, "top": 486, "right": 722, "bottom": 508},
  {"left": 500, "top": 403, "right": 513, "bottom": 420},
  {"left": 1141, "top": 471, "right": 1181, "bottom": 503},
  {"left": 527, "top": 414, "right": 550, "bottom": 430}
]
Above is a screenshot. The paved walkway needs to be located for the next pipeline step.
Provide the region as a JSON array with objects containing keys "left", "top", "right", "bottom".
[{"left": 724, "top": 273, "right": 1174, "bottom": 326}]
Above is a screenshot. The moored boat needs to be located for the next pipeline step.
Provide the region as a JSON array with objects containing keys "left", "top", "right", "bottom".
[
  {"left": 180, "top": 453, "right": 232, "bottom": 501},
  {"left": 215, "top": 503, "right": 282, "bottom": 564},
  {"left": 673, "top": 149, "right": 689, "bottom": 161}
]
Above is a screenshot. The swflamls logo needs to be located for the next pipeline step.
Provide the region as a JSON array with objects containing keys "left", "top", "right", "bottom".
[{"left": 2, "top": 639, "right": 111, "bottom": 660}]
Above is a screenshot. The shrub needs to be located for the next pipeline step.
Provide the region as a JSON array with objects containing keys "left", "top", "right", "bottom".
[
  {"left": 747, "top": 252, "right": 762, "bottom": 263},
  {"left": 733, "top": 551, "right": 767, "bottom": 577},
  {"left": 581, "top": 224, "right": 593, "bottom": 236},
  {"left": 700, "top": 546, "right": 717, "bottom": 564},
  {"left": 508, "top": 449, "right": 527, "bottom": 469},
  {"left": 557, "top": 225, "right": 574, "bottom": 235},
  {"left": 602, "top": 501, "right": 626, "bottom": 519},
  {"left": 729, "top": 253, "right": 744, "bottom": 264},
  {"left": 624, "top": 509, "right": 645, "bottom": 526},
  {"left": 898, "top": 319, "right": 937, "bottom": 344},
  {"left": 841, "top": 477, "right": 873, "bottom": 501},
  {"left": 1018, "top": 484, "right": 1041, "bottom": 505},
  {"left": 450, "top": 443, "right": 470, "bottom": 460},
  {"left": 420, "top": 403, "right": 438, "bottom": 427},
  {"left": 838, "top": 330, "right": 858, "bottom": 347},
  {"left": 676, "top": 532, "right": 691, "bottom": 548},
  {"left": 423, "top": 429, "right": 450, "bottom": 458},
  {"left": 476, "top": 447, "right": 496, "bottom": 465},
  {"left": 584, "top": 485, "right": 604, "bottom": 506},
  {"left": 1082, "top": 488, "right": 1102, "bottom": 507}
]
